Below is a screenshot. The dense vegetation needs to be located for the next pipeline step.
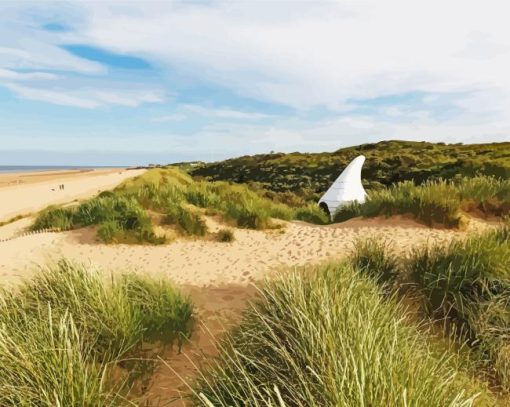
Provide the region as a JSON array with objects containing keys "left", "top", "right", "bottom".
[
  {"left": 192, "top": 224, "right": 510, "bottom": 405},
  {"left": 345, "top": 223, "right": 510, "bottom": 394},
  {"left": 410, "top": 225, "right": 510, "bottom": 391},
  {"left": 0, "top": 260, "right": 193, "bottom": 406},
  {"left": 31, "top": 168, "right": 328, "bottom": 243},
  {"left": 189, "top": 140, "right": 510, "bottom": 200},
  {"left": 193, "top": 263, "right": 494, "bottom": 406},
  {"left": 334, "top": 176, "right": 510, "bottom": 227}
]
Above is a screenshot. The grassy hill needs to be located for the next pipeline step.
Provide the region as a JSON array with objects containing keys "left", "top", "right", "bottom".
[{"left": 188, "top": 140, "right": 510, "bottom": 200}]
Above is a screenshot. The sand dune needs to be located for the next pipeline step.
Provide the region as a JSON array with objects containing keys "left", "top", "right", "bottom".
[
  {"left": 0, "top": 214, "right": 497, "bottom": 288},
  {"left": 0, "top": 168, "right": 146, "bottom": 222},
  {"left": 0, "top": 211, "right": 499, "bottom": 405}
]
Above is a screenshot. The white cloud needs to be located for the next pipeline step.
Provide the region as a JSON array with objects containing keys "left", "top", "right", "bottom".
[
  {"left": 0, "top": 0, "right": 509, "bottom": 155},
  {"left": 3, "top": 83, "right": 165, "bottom": 109},
  {"left": 71, "top": 0, "right": 510, "bottom": 110},
  {"left": 151, "top": 113, "right": 188, "bottom": 122},
  {"left": 0, "top": 68, "right": 57, "bottom": 80},
  {"left": 182, "top": 105, "right": 272, "bottom": 120}
]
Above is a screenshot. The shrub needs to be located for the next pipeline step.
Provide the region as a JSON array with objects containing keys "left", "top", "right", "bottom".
[
  {"left": 217, "top": 228, "right": 235, "bottom": 242},
  {"left": 408, "top": 227, "right": 510, "bottom": 320},
  {"left": 193, "top": 263, "right": 487, "bottom": 405},
  {"left": 332, "top": 177, "right": 510, "bottom": 227},
  {"left": 225, "top": 201, "right": 271, "bottom": 229}
]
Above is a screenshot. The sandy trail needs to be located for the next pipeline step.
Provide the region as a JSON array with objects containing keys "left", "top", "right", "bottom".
[
  {"left": 0, "top": 214, "right": 496, "bottom": 287},
  {"left": 0, "top": 168, "right": 146, "bottom": 222},
  {"left": 0, "top": 214, "right": 499, "bottom": 405}
]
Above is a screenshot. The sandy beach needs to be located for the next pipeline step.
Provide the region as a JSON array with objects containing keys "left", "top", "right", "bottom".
[{"left": 0, "top": 168, "right": 146, "bottom": 222}]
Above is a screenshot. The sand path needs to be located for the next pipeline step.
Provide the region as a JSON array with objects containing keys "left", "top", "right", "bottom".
[
  {"left": 0, "top": 214, "right": 499, "bottom": 404},
  {"left": 0, "top": 214, "right": 497, "bottom": 287},
  {"left": 0, "top": 168, "right": 146, "bottom": 222}
]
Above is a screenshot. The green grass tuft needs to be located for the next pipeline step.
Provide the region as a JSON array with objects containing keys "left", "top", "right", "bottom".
[
  {"left": 193, "top": 263, "right": 490, "bottom": 406},
  {"left": 0, "top": 260, "right": 193, "bottom": 405}
]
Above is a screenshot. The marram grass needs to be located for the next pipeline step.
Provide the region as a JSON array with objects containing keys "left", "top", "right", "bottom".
[
  {"left": 0, "top": 260, "right": 193, "bottom": 406},
  {"left": 192, "top": 263, "right": 492, "bottom": 406}
]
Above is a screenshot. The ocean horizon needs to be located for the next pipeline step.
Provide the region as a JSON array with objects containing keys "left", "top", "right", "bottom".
[{"left": 0, "top": 165, "right": 121, "bottom": 173}]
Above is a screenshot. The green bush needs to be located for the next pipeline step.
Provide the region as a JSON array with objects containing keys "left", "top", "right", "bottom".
[
  {"left": 193, "top": 263, "right": 488, "bottom": 405},
  {"left": 189, "top": 140, "right": 510, "bottom": 197},
  {"left": 333, "top": 201, "right": 362, "bottom": 222},
  {"left": 225, "top": 201, "right": 271, "bottom": 229},
  {"left": 32, "top": 195, "right": 160, "bottom": 244}
]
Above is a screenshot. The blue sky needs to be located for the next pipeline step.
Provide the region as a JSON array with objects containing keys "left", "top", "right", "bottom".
[{"left": 0, "top": 1, "right": 509, "bottom": 166}]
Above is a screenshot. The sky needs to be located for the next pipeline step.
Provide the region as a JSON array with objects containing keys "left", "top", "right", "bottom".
[{"left": 0, "top": 0, "right": 509, "bottom": 166}]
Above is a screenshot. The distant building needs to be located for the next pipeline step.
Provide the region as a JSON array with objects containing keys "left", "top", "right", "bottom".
[{"left": 318, "top": 155, "right": 367, "bottom": 217}]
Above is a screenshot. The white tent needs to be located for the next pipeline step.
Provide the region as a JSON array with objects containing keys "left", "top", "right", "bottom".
[{"left": 318, "top": 155, "right": 367, "bottom": 217}]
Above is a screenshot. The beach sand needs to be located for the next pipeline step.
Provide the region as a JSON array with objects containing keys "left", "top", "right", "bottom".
[
  {"left": 0, "top": 168, "right": 146, "bottom": 222},
  {"left": 0, "top": 175, "right": 500, "bottom": 404}
]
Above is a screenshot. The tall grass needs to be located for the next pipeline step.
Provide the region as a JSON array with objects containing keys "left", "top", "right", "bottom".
[
  {"left": 408, "top": 223, "right": 510, "bottom": 389},
  {"left": 0, "top": 260, "right": 193, "bottom": 405},
  {"left": 334, "top": 176, "right": 510, "bottom": 228},
  {"left": 32, "top": 167, "right": 330, "bottom": 243},
  {"left": 193, "top": 263, "right": 488, "bottom": 406},
  {"left": 32, "top": 195, "right": 162, "bottom": 244},
  {"left": 349, "top": 237, "right": 399, "bottom": 285}
]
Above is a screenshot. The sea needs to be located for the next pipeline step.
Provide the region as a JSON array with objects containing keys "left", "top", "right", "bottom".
[{"left": 0, "top": 166, "right": 118, "bottom": 173}]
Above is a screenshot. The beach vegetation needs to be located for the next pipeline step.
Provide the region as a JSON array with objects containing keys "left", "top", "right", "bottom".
[
  {"left": 0, "top": 259, "right": 193, "bottom": 406},
  {"left": 189, "top": 140, "right": 510, "bottom": 200},
  {"left": 217, "top": 228, "right": 234, "bottom": 242},
  {"left": 333, "top": 177, "right": 510, "bottom": 227},
  {"left": 192, "top": 263, "right": 493, "bottom": 406}
]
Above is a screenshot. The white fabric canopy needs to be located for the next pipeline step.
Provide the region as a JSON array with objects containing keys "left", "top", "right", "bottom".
[{"left": 318, "top": 155, "right": 367, "bottom": 216}]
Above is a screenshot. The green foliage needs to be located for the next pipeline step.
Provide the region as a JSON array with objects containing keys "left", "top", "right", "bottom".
[
  {"left": 189, "top": 140, "right": 510, "bottom": 199},
  {"left": 217, "top": 228, "right": 235, "bottom": 242},
  {"left": 333, "top": 177, "right": 510, "bottom": 227},
  {"left": 294, "top": 204, "right": 330, "bottom": 225},
  {"left": 31, "top": 206, "right": 74, "bottom": 231},
  {"left": 32, "top": 167, "right": 330, "bottom": 244},
  {"left": 0, "top": 260, "right": 193, "bottom": 405},
  {"left": 97, "top": 220, "right": 123, "bottom": 243},
  {"left": 407, "top": 224, "right": 510, "bottom": 389},
  {"left": 165, "top": 204, "right": 207, "bottom": 236},
  {"left": 350, "top": 238, "right": 399, "bottom": 284},
  {"left": 117, "top": 273, "right": 193, "bottom": 345},
  {"left": 333, "top": 201, "right": 362, "bottom": 222},
  {"left": 31, "top": 195, "right": 161, "bottom": 243},
  {"left": 193, "top": 263, "right": 488, "bottom": 406}
]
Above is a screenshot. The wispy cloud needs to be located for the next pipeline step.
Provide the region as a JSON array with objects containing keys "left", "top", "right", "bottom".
[
  {"left": 0, "top": 68, "right": 57, "bottom": 81},
  {"left": 182, "top": 105, "right": 273, "bottom": 120},
  {"left": 4, "top": 83, "right": 165, "bottom": 109},
  {"left": 151, "top": 113, "right": 188, "bottom": 122}
]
